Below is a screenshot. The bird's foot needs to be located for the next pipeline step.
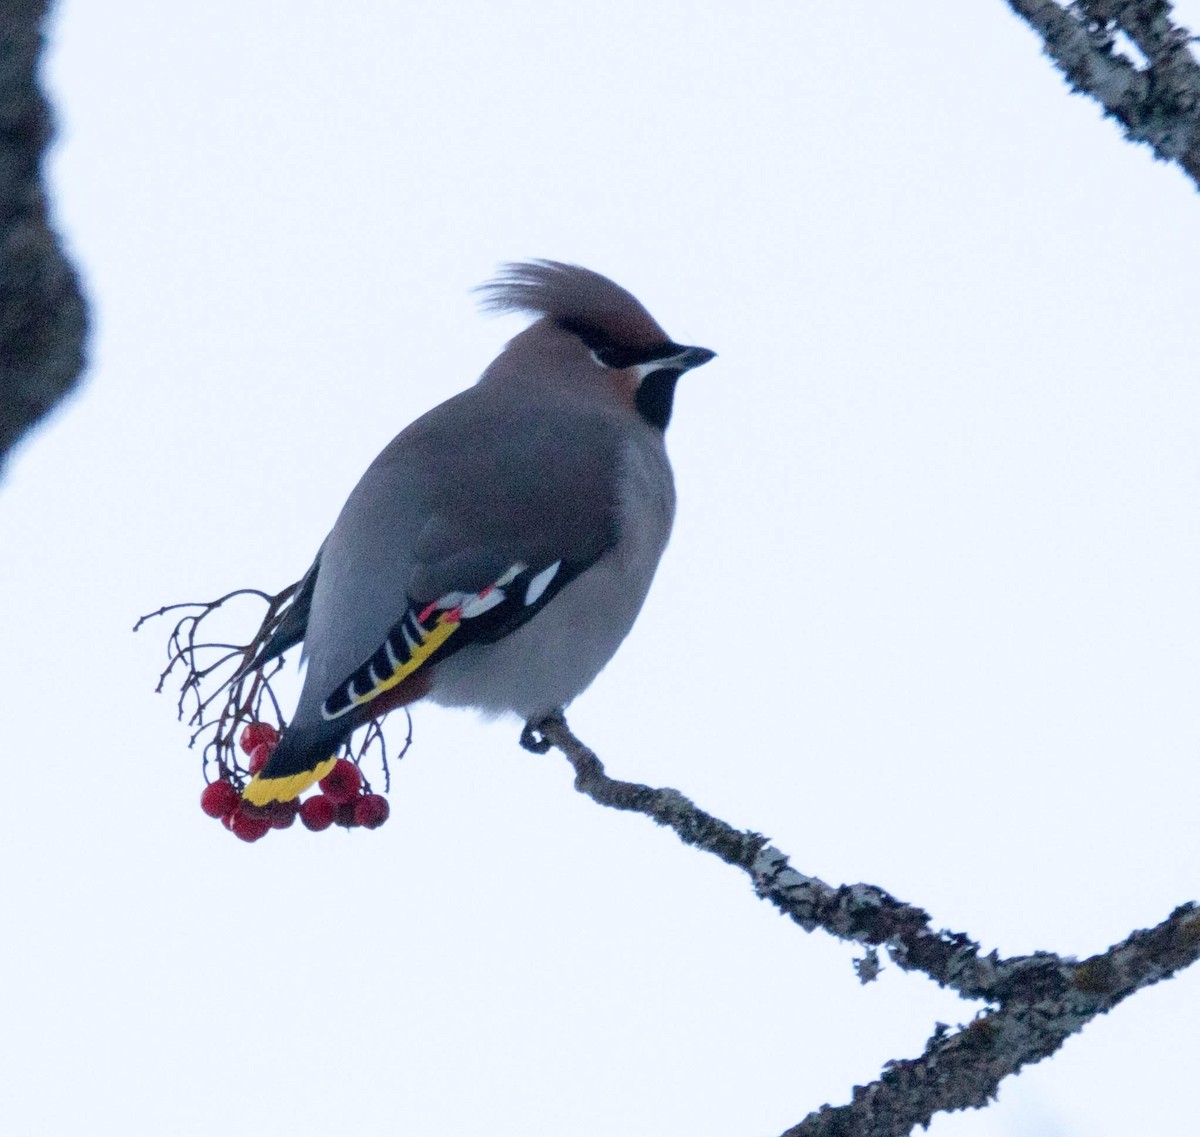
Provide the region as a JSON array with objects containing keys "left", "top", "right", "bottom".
[{"left": 519, "top": 710, "right": 566, "bottom": 754}]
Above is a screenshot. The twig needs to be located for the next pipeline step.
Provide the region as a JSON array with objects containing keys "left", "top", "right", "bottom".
[
  {"left": 523, "top": 712, "right": 1200, "bottom": 1137},
  {"left": 1005, "top": 0, "right": 1200, "bottom": 189},
  {"left": 138, "top": 582, "right": 409, "bottom": 792}
]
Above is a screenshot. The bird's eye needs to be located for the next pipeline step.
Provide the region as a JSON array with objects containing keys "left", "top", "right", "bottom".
[{"left": 591, "top": 349, "right": 619, "bottom": 369}]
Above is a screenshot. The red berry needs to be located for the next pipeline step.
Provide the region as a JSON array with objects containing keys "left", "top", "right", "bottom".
[
  {"left": 319, "top": 759, "right": 361, "bottom": 804},
  {"left": 334, "top": 800, "right": 359, "bottom": 828},
  {"left": 299, "top": 795, "right": 335, "bottom": 832},
  {"left": 229, "top": 806, "right": 271, "bottom": 843},
  {"left": 354, "top": 794, "right": 390, "bottom": 830},
  {"left": 248, "top": 742, "right": 272, "bottom": 776},
  {"left": 239, "top": 722, "right": 279, "bottom": 756},
  {"left": 200, "top": 781, "right": 240, "bottom": 819},
  {"left": 265, "top": 800, "right": 299, "bottom": 829}
]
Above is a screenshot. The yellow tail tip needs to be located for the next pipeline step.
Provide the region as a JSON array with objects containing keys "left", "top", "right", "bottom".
[{"left": 243, "top": 755, "right": 338, "bottom": 805}]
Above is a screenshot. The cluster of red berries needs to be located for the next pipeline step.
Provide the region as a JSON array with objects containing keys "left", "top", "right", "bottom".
[{"left": 199, "top": 722, "right": 390, "bottom": 842}]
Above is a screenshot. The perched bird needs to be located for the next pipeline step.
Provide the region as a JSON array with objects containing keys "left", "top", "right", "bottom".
[{"left": 244, "top": 261, "right": 714, "bottom": 805}]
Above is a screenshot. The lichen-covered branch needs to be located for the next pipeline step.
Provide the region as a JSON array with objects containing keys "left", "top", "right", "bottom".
[
  {"left": 523, "top": 713, "right": 1200, "bottom": 1137},
  {"left": 0, "top": 0, "right": 88, "bottom": 471},
  {"left": 1005, "top": 0, "right": 1200, "bottom": 190}
]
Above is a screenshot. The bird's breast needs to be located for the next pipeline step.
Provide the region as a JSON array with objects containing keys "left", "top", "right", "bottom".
[{"left": 427, "top": 431, "right": 675, "bottom": 719}]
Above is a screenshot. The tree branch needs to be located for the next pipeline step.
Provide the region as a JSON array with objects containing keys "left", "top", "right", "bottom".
[
  {"left": 0, "top": 0, "right": 89, "bottom": 472},
  {"left": 1004, "top": 0, "right": 1200, "bottom": 190},
  {"left": 523, "top": 713, "right": 1200, "bottom": 1137}
]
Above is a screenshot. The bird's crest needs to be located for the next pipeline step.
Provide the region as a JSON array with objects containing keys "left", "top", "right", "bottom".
[{"left": 476, "top": 260, "right": 669, "bottom": 349}]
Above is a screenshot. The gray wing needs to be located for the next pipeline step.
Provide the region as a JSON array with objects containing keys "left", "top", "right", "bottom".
[{"left": 286, "top": 385, "right": 623, "bottom": 735}]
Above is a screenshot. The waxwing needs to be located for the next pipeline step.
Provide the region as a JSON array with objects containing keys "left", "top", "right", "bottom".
[{"left": 244, "top": 260, "right": 714, "bottom": 805}]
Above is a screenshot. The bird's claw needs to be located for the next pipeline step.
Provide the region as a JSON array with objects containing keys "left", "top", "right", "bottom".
[{"left": 519, "top": 711, "right": 565, "bottom": 754}]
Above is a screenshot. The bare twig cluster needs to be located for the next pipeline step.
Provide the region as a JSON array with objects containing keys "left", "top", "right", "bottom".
[
  {"left": 135, "top": 585, "right": 298, "bottom": 785},
  {"left": 1006, "top": 0, "right": 1200, "bottom": 189},
  {"left": 136, "top": 585, "right": 405, "bottom": 792},
  {"left": 523, "top": 713, "right": 1200, "bottom": 1137}
]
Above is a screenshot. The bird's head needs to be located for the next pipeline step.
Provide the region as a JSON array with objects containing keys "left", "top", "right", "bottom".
[{"left": 477, "top": 260, "right": 715, "bottom": 430}]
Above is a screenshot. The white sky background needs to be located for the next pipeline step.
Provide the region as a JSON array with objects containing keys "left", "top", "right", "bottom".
[{"left": 3, "top": 2, "right": 1200, "bottom": 1135}]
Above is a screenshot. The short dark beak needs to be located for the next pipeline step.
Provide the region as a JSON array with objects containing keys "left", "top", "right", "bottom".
[{"left": 673, "top": 345, "right": 717, "bottom": 371}]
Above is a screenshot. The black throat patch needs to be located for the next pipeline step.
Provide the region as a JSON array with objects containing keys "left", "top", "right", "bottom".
[{"left": 634, "top": 370, "right": 681, "bottom": 431}]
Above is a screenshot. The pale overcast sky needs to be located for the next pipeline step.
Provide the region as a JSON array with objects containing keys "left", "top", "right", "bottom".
[{"left": 4, "top": 4, "right": 1200, "bottom": 1136}]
